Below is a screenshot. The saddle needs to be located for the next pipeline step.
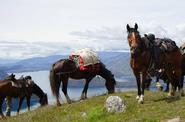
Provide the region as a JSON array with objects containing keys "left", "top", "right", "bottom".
[
  {"left": 143, "top": 34, "right": 178, "bottom": 72},
  {"left": 144, "top": 34, "right": 178, "bottom": 53},
  {"left": 154, "top": 38, "right": 178, "bottom": 53},
  {"left": 11, "top": 81, "right": 22, "bottom": 88},
  {"left": 69, "top": 48, "right": 100, "bottom": 73}
]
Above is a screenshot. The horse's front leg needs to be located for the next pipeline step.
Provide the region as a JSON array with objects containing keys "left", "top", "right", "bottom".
[
  {"left": 138, "top": 72, "right": 146, "bottom": 104},
  {"left": 26, "top": 96, "right": 31, "bottom": 111},
  {"left": 134, "top": 72, "right": 141, "bottom": 100},
  {"left": 17, "top": 96, "right": 24, "bottom": 115},
  {"left": 62, "top": 78, "right": 71, "bottom": 104}
]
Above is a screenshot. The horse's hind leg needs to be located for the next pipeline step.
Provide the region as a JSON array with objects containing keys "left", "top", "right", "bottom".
[
  {"left": 175, "top": 69, "right": 183, "bottom": 97},
  {"left": 180, "top": 75, "right": 184, "bottom": 96},
  {"left": 61, "top": 78, "right": 72, "bottom": 104},
  {"left": 81, "top": 77, "right": 93, "bottom": 100}
]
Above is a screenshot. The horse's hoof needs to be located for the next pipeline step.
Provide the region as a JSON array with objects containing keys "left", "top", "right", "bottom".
[
  {"left": 167, "top": 93, "right": 174, "bottom": 99},
  {"left": 80, "top": 96, "right": 87, "bottom": 100},
  {"left": 0, "top": 115, "right": 6, "bottom": 120},
  {"left": 138, "top": 99, "right": 144, "bottom": 104},
  {"left": 57, "top": 102, "right": 62, "bottom": 106},
  {"left": 138, "top": 95, "right": 144, "bottom": 104},
  {"left": 67, "top": 100, "right": 72, "bottom": 104},
  {"left": 180, "top": 90, "right": 185, "bottom": 97},
  {"left": 136, "top": 95, "right": 140, "bottom": 100}
]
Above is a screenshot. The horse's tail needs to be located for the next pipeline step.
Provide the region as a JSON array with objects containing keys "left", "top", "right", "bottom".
[{"left": 49, "top": 65, "right": 61, "bottom": 100}]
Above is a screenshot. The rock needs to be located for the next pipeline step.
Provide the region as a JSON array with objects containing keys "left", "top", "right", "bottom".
[
  {"left": 166, "top": 117, "right": 180, "bottom": 122},
  {"left": 81, "top": 112, "right": 87, "bottom": 117},
  {"left": 105, "top": 96, "right": 126, "bottom": 113}
]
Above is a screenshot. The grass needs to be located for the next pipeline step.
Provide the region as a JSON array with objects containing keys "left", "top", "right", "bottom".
[{"left": 2, "top": 91, "right": 185, "bottom": 122}]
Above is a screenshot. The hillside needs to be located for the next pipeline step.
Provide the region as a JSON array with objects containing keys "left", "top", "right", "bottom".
[{"left": 2, "top": 91, "right": 185, "bottom": 122}]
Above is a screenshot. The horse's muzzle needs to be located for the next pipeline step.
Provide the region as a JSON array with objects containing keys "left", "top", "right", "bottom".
[{"left": 108, "top": 89, "right": 115, "bottom": 94}]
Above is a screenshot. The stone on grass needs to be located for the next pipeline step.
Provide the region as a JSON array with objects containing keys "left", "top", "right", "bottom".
[{"left": 105, "top": 96, "right": 126, "bottom": 113}]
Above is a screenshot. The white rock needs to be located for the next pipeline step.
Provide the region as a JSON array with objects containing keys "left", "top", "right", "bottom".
[
  {"left": 81, "top": 112, "right": 87, "bottom": 117},
  {"left": 105, "top": 96, "right": 126, "bottom": 113},
  {"left": 167, "top": 117, "right": 180, "bottom": 122}
]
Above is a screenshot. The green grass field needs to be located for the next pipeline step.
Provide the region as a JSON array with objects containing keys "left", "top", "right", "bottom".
[{"left": 2, "top": 91, "right": 185, "bottom": 122}]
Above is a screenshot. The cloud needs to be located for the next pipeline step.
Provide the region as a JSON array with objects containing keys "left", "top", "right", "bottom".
[
  {"left": 1, "top": 23, "right": 185, "bottom": 60},
  {"left": 0, "top": 41, "right": 72, "bottom": 59},
  {"left": 71, "top": 26, "right": 128, "bottom": 51},
  {"left": 71, "top": 23, "right": 185, "bottom": 51}
]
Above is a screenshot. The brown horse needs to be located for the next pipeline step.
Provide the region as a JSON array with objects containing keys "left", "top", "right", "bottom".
[
  {"left": 0, "top": 74, "right": 48, "bottom": 118},
  {"left": 50, "top": 59, "right": 116, "bottom": 106},
  {"left": 126, "top": 23, "right": 183, "bottom": 103},
  {"left": 16, "top": 76, "right": 48, "bottom": 115}
]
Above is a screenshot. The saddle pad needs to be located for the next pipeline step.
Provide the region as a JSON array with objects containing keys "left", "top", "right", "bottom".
[{"left": 70, "top": 48, "right": 100, "bottom": 66}]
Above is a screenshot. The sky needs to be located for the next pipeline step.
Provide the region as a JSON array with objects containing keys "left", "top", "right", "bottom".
[{"left": 0, "top": 0, "right": 185, "bottom": 59}]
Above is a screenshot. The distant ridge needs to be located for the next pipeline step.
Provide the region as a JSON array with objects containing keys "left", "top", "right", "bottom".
[{"left": 0, "top": 51, "right": 132, "bottom": 77}]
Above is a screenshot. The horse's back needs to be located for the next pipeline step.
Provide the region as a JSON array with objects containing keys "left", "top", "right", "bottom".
[{"left": 52, "top": 59, "right": 77, "bottom": 73}]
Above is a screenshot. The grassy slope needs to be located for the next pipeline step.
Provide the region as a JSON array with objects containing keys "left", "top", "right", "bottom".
[{"left": 2, "top": 91, "right": 185, "bottom": 122}]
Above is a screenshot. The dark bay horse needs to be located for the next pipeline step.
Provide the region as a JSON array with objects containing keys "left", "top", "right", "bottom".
[
  {"left": 0, "top": 75, "right": 47, "bottom": 118},
  {"left": 16, "top": 76, "right": 48, "bottom": 115},
  {"left": 50, "top": 59, "right": 116, "bottom": 106},
  {"left": 126, "top": 23, "right": 183, "bottom": 103}
]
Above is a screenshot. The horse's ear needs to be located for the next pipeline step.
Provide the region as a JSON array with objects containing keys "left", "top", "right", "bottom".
[
  {"left": 126, "top": 24, "right": 130, "bottom": 32},
  {"left": 135, "top": 23, "right": 138, "bottom": 30},
  {"left": 12, "top": 73, "right": 15, "bottom": 78}
]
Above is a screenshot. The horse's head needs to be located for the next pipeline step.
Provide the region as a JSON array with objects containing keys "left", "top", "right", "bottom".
[
  {"left": 126, "top": 23, "right": 142, "bottom": 56},
  {"left": 40, "top": 93, "right": 48, "bottom": 106},
  {"left": 105, "top": 74, "right": 116, "bottom": 94},
  {"left": 5, "top": 73, "right": 16, "bottom": 82}
]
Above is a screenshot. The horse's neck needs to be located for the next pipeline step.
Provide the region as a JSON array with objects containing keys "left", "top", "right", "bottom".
[
  {"left": 99, "top": 63, "right": 111, "bottom": 80},
  {"left": 32, "top": 84, "right": 44, "bottom": 98},
  {"left": 130, "top": 51, "right": 151, "bottom": 69}
]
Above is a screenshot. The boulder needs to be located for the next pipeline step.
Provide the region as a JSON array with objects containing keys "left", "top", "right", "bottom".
[{"left": 105, "top": 96, "right": 126, "bottom": 113}]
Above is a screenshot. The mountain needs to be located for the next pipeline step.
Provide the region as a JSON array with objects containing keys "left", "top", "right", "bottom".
[
  {"left": 0, "top": 69, "right": 8, "bottom": 80},
  {"left": 0, "top": 51, "right": 132, "bottom": 77}
]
